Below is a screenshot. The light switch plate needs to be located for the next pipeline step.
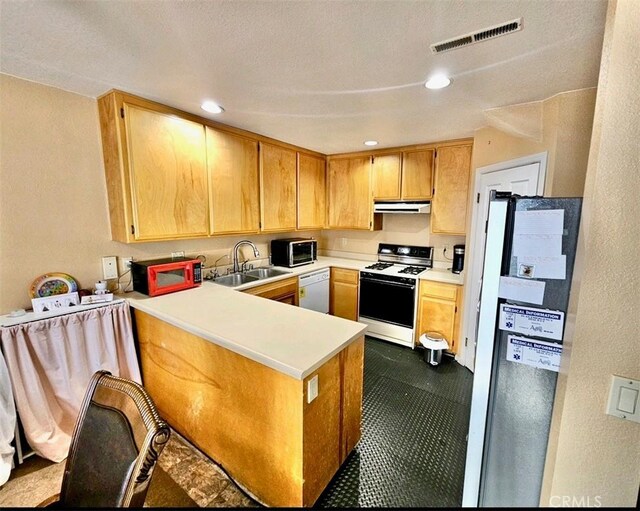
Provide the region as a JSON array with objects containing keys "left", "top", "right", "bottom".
[
  {"left": 307, "top": 375, "right": 319, "bottom": 403},
  {"left": 101, "top": 256, "right": 118, "bottom": 280},
  {"left": 606, "top": 375, "right": 640, "bottom": 423}
]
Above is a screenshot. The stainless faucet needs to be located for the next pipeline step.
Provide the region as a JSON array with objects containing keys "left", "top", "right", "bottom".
[{"left": 232, "top": 240, "right": 260, "bottom": 273}]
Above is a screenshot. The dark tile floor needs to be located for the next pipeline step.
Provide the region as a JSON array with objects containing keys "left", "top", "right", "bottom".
[
  {"left": 2, "top": 337, "right": 472, "bottom": 508},
  {"left": 317, "top": 337, "right": 473, "bottom": 508}
]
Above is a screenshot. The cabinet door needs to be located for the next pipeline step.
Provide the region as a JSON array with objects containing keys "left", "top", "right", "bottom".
[
  {"left": 206, "top": 127, "right": 260, "bottom": 234},
  {"left": 328, "top": 157, "right": 372, "bottom": 229},
  {"left": 297, "top": 153, "right": 326, "bottom": 230},
  {"left": 330, "top": 268, "right": 359, "bottom": 321},
  {"left": 431, "top": 144, "right": 472, "bottom": 234},
  {"left": 372, "top": 153, "right": 401, "bottom": 200},
  {"left": 260, "top": 143, "right": 297, "bottom": 232},
  {"left": 401, "top": 149, "right": 434, "bottom": 200},
  {"left": 125, "top": 104, "right": 209, "bottom": 240},
  {"left": 331, "top": 281, "right": 359, "bottom": 321},
  {"left": 416, "top": 295, "right": 457, "bottom": 353}
]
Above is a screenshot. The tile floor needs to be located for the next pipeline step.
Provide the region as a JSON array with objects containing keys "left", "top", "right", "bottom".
[{"left": 0, "top": 337, "right": 472, "bottom": 507}]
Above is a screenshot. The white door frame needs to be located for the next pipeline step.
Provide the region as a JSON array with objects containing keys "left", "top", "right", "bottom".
[{"left": 460, "top": 152, "right": 547, "bottom": 371}]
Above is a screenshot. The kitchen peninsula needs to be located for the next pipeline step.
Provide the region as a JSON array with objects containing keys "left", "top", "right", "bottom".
[{"left": 127, "top": 280, "right": 366, "bottom": 507}]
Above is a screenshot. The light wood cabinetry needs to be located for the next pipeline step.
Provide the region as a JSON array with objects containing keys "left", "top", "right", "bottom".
[
  {"left": 260, "top": 143, "right": 297, "bottom": 232},
  {"left": 135, "top": 309, "right": 363, "bottom": 507},
  {"left": 415, "top": 280, "right": 463, "bottom": 354},
  {"left": 401, "top": 149, "right": 434, "bottom": 200},
  {"left": 243, "top": 276, "right": 299, "bottom": 305},
  {"left": 372, "top": 153, "right": 402, "bottom": 199},
  {"left": 330, "top": 268, "right": 359, "bottom": 321},
  {"left": 327, "top": 157, "right": 381, "bottom": 230},
  {"left": 372, "top": 150, "right": 434, "bottom": 201},
  {"left": 206, "top": 127, "right": 260, "bottom": 235},
  {"left": 297, "top": 153, "right": 326, "bottom": 229},
  {"left": 98, "top": 94, "right": 210, "bottom": 242},
  {"left": 431, "top": 144, "right": 473, "bottom": 234}
]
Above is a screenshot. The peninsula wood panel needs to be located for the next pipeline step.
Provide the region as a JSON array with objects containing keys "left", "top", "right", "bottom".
[
  {"left": 135, "top": 310, "right": 364, "bottom": 507},
  {"left": 206, "top": 127, "right": 260, "bottom": 234},
  {"left": 330, "top": 268, "right": 359, "bottom": 321},
  {"left": 242, "top": 276, "right": 299, "bottom": 305},
  {"left": 125, "top": 104, "right": 210, "bottom": 240},
  {"left": 339, "top": 337, "right": 364, "bottom": 461},
  {"left": 401, "top": 149, "right": 434, "bottom": 200},
  {"left": 260, "top": 143, "right": 297, "bottom": 232},
  {"left": 431, "top": 144, "right": 472, "bottom": 234},
  {"left": 297, "top": 153, "right": 326, "bottom": 229},
  {"left": 327, "top": 157, "right": 373, "bottom": 230},
  {"left": 372, "top": 153, "right": 401, "bottom": 200}
]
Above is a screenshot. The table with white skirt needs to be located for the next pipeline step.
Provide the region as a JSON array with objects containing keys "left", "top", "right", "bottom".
[{"left": 0, "top": 300, "right": 140, "bottom": 485}]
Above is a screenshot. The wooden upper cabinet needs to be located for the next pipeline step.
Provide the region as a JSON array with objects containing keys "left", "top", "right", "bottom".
[
  {"left": 401, "top": 149, "right": 434, "bottom": 200},
  {"left": 98, "top": 92, "right": 210, "bottom": 242},
  {"left": 297, "top": 153, "right": 326, "bottom": 230},
  {"left": 328, "top": 157, "right": 375, "bottom": 230},
  {"left": 372, "top": 153, "right": 401, "bottom": 200},
  {"left": 431, "top": 144, "right": 473, "bottom": 234},
  {"left": 259, "top": 143, "right": 297, "bottom": 232},
  {"left": 206, "top": 127, "right": 260, "bottom": 235}
]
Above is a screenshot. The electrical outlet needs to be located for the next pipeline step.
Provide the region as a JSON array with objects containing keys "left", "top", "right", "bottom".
[
  {"left": 119, "top": 257, "right": 133, "bottom": 274},
  {"left": 171, "top": 251, "right": 185, "bottom": 259},
  {"left": 102, "top": 256, "right": 118, "bottom": 280},
  {"left": 307, "top": 375, "right": 319, "bottom": 403},
  {"left": 340, "top": 237, "right": 348, "bottom": 248}
]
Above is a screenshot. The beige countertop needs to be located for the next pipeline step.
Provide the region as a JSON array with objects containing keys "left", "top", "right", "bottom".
[
  {"left": 126, "top": 280, "right": 367, "bottom": 381},
  {"left": 125, "top": 255, "right": 463, "bottom": 381}
]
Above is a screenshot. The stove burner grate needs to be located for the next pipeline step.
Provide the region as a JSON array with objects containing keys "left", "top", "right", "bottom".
[{"left": 365, "top": 262, "right": 394, "bottom": 271}]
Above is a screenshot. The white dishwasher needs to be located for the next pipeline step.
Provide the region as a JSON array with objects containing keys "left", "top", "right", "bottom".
[{"left": 298, "top": 268, "right": 330, "bottom": 313}]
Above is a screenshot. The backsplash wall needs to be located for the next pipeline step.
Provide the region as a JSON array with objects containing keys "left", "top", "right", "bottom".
[{"left": 319, "top": 214, "right": 465, "bottom": 265}]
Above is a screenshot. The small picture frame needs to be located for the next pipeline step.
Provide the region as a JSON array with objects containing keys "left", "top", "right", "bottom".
[{"left": 31, "top": 292, "right": 80, "bottom": 313}]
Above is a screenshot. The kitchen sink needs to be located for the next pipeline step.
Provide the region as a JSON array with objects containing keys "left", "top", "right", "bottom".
[
  {"left": 213, "top": 273, "right": 260, "bottom": 287},
  {"left": 244, "top": 268, "right": 292, "bottom": 279}
]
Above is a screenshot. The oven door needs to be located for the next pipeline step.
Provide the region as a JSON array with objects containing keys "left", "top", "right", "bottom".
[{"left": 359, "top": 275, "right": 416, "bottom": 328}]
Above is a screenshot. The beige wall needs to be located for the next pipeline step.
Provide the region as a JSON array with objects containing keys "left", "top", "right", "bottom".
[
  {"left": 0, "top": 74, "right": 319, "bottom": 312},
  {"left": 472, "top": 88, "right": 597, "bottom": 198},
  {"left": 319, "top": 215, "right": 465, "bottom": 264},
  {"left": 542, "top": 0, "right": 640, "bottom": 506}
]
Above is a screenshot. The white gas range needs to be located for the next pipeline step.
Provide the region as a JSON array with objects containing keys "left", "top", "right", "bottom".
[{"left": 358, "top": 243, "right": 433, "bottom": 348}]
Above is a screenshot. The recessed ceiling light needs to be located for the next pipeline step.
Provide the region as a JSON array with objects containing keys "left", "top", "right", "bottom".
[
  {"left": 364, "top": 140, "right": 378, "bottom": 146},
  {"left": 201, "top": 101, "right": 224, "bottom": 114},
  {"left": 425, "top": 75, "right": 451, "bottom": 90}
]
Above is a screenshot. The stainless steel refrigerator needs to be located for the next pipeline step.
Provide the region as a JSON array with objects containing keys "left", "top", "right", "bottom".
[{"left": 462, "top": 192, "right": 582, "bottom": 507}]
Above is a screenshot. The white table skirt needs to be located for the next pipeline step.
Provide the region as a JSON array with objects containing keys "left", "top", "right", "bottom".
[{"left": 0, "top": 301, "right": 141, "bottom": 465}]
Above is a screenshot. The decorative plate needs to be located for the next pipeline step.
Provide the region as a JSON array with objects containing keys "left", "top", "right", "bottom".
[{"left": 30, "top": 273, "right": 79, "bottom": 298}]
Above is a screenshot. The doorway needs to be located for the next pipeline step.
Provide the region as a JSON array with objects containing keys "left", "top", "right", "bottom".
[{"left": 461, "top": 153, "right": 547, "bottom": 371}]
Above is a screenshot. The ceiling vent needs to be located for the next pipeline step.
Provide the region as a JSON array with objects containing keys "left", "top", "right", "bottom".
[{"left": 430, "top": 18, "right": 523, "bottom": 54}]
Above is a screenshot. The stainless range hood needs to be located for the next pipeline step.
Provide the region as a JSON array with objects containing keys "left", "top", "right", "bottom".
[{"left": 373, "top": 201, "right": 431, "bottom": 214}]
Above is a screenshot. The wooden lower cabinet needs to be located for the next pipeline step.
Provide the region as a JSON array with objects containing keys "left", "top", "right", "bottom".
[
  {"left": 415, "top": 280, "right": 462, "bottom": 354},
  {"left": 243, "top": 276, "right": 299, "bottom": 305},
  {"left": 330, "top": 268, "right": 359, "bottom": 321},
  {"left": 135, "top": 310, "right": 363, "bottom": 507}
]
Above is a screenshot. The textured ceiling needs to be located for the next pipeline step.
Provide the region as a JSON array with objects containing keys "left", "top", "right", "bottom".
[{"left": 0, "top": 0, "right": 607, "bottom": 154}]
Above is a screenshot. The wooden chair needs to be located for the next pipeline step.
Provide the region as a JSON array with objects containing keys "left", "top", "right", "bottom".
[{"left": 39, "top": 370, "right": 170, "bottom": 507}]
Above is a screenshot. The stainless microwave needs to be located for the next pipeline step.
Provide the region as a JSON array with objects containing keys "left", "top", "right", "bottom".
[{"left": 270, "top": 238, "right": 317, "bottom": 267}]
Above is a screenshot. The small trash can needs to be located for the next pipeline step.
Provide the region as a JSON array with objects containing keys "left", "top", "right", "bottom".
[{"left": 419, "top": 331, "right": 449, "bottom": 366}]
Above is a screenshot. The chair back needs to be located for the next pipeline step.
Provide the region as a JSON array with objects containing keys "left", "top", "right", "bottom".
[{"left": 59, "top": 371, "right": 170, "bottom": 507}]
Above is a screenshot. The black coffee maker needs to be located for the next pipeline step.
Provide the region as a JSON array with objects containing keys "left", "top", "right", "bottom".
[{"left": 452, "top": 245, "right": 465, "bottom": 274}]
